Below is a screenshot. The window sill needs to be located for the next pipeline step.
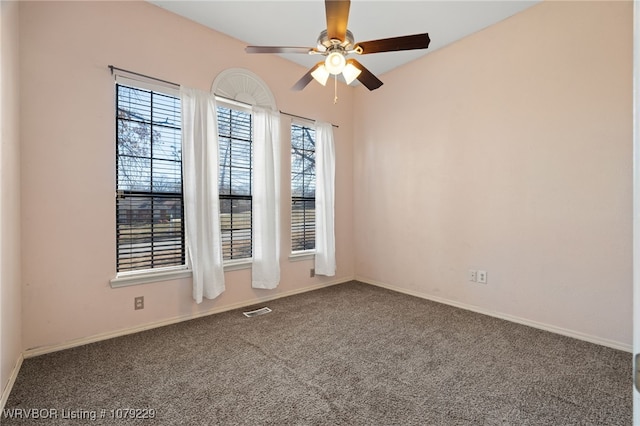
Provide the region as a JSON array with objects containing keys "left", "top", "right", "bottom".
[
  {"left": 110, "top": 266, "right": 192, "bottom": 288},
  {"left": 289, "top": 251, "right": 315, "bottom": 262},
  {"left": 110, "top": 260, "right": 252, "bottom": 288},
  {"left": 224, "top": 259, "right": 252, "bottom": 272}
]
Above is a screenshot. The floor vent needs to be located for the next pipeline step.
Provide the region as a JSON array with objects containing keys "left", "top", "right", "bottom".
[{"left": 243, "top": 307, "right": 272, "bottom": 318}]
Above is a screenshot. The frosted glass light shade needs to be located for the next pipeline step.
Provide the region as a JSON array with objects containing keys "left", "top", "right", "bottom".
[
  {"left": 325, "top": 52, "right": 346, "bottom": 75},
  {"left": 311, "top": 66, "right": 330, "bottom": 86},
  {"left": 342, "top": 63, "right": 362, "bottom": 85}
]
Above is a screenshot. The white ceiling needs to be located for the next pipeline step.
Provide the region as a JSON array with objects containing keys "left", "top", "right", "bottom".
[{"left": 150, "top": 0, "right": 540, "bottom": 78}]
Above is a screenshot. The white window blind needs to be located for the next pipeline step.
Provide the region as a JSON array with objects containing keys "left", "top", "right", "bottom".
[
  {"left": 217, "top": 105, "right": 253, "bottom": 261},
  {"left": 115, "top": 83, "right": 185, "bottom": 272},
  {"left": 291, "top": 124, "right": 316, "bottom": 252}
]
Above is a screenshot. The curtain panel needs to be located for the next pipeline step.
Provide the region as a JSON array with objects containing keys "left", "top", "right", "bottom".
[
  {"left": 252, "top": 107, "right": 281, "bottom": 289},
  {"left": 181, "top": 87, "right": 226, "bottom": 303},
  {"left": 314, "top": 122, "right": 336, "bottom": 276}
]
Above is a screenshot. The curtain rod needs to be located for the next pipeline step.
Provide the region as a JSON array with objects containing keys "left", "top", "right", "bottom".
[
  {"left": 109, "top": 65, "right": 179, "bottom": 88},
  {"left": 109, "top": 65, "right": 338, "bottom": 128},
  {"left": 279, "top": 111, "right": 339, "bottom": 128}
]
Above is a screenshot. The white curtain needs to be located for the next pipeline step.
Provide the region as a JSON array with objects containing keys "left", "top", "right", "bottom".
[
  {"left": 252, "top": 107, "right": 281, "bottom": 289},
  {"left": 181, "top": 87, "right": 225, "bottom": 303},
  {"left": 314, "top": 121, "right": 336, "bottom": 276}
]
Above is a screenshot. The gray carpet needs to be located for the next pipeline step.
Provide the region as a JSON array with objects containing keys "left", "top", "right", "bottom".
[{"left": 3, "top": 281, "right": 631, "bottom": 425}]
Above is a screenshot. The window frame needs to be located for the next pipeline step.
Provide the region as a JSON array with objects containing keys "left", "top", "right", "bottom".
[
  {"left": 290, "top": 121, "right": 317, "bottom": 258},
  {"left": 111, "top": 76, "right": 191, "bottom": 288},
  {"left": 216, "top": 100, "right": 254, "bottom": 268},
  {"left": 111, "top": 76, "right": 272, "bottom": 287}
]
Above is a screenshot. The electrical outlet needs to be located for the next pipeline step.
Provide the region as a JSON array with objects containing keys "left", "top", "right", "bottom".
[
  {"left": 134, "top": 296, "right": 144, "bottom": 310},
  {"left": 477, "top": 270, "right": 487, "bottom": 284},
  {"left": 310, "top": 268, "right": 315, "bottom": 278},
  {"left": 469, "top": 270, "right": 477, "bottom": 282}
]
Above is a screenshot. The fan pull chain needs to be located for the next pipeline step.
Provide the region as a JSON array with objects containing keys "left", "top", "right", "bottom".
[{"left": 334, "top": 74, "right": 338, "bottom": 104}]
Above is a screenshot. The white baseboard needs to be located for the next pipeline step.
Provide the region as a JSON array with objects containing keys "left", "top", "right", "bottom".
[
  {"left": 23, "top": 274, "right": 628, "bottom": 360},
  {"left": 0, "top": 353, "right": 23, "bottom": 411},
  {"left": 24, "top": 278, "right": 352, "bottom": 359},
  {"left": 356, "top": 276, "right": 632, "bottom": 353}
]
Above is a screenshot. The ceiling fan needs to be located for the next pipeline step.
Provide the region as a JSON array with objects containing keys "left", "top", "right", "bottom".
[{"left": 245, "top": 0, "right": 431, "bottom": 91}]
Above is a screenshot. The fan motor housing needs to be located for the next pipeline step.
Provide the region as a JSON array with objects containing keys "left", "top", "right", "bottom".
[{"left": 317, "top": 29, "right": 355, "bottom": 51}]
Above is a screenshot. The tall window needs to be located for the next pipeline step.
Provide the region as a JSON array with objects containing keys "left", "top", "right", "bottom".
[
  {"left": 116, "top": 83, "right": 184, "bottom": 272},
  {"left": 217, "top": 105, "right": 253, "bottom": 261},
  {"left": 291, "top": 124, "right": 316, "bottom": 252}
]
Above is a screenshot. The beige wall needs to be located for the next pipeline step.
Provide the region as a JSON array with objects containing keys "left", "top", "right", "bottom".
[
  {"left": 19, "top": 1, "right": 354, "bottom": 351},
  {"left": 353, "top": 0, "right": 633, "bottom": 348},
  {"left": 1, "top": 0, "right": 23, "bottom": 403},
  {"left": 14, "top": 0, "right": 635, "bottom": 356}
]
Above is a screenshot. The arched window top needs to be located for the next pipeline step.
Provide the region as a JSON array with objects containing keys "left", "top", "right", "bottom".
[{"left": 211, "top": 68, "right": 276, "bottom": 111}]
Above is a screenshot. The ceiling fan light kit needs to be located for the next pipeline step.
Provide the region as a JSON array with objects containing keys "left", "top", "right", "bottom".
[
  {"left": 341, "top": 62, "right": 361, "bottom": 85},
  {"left": 310, "top": 63, "right": 330, "bottom": 86},
  {"left": 325, "top": 51, "right": 346, "bottom": 74},
  {"left": 245, "top": 0, "right": 431, "bottom": 95}
]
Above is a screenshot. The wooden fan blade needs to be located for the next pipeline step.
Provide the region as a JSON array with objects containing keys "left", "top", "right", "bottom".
[
  {"left": 246, "top": 46, "right": 315, "bottom": 54},
  {"left": 292, "top": 62, "right": 324, "bottom": 91},
  {"left": 325, "top": 0, "right": 350, "bottom": 41},
  {"left": 347, "top": 59, "right": 383, "bottom": 91},
  {"left": 355, "top": 33, "right": 430, "bottom": 55}
]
